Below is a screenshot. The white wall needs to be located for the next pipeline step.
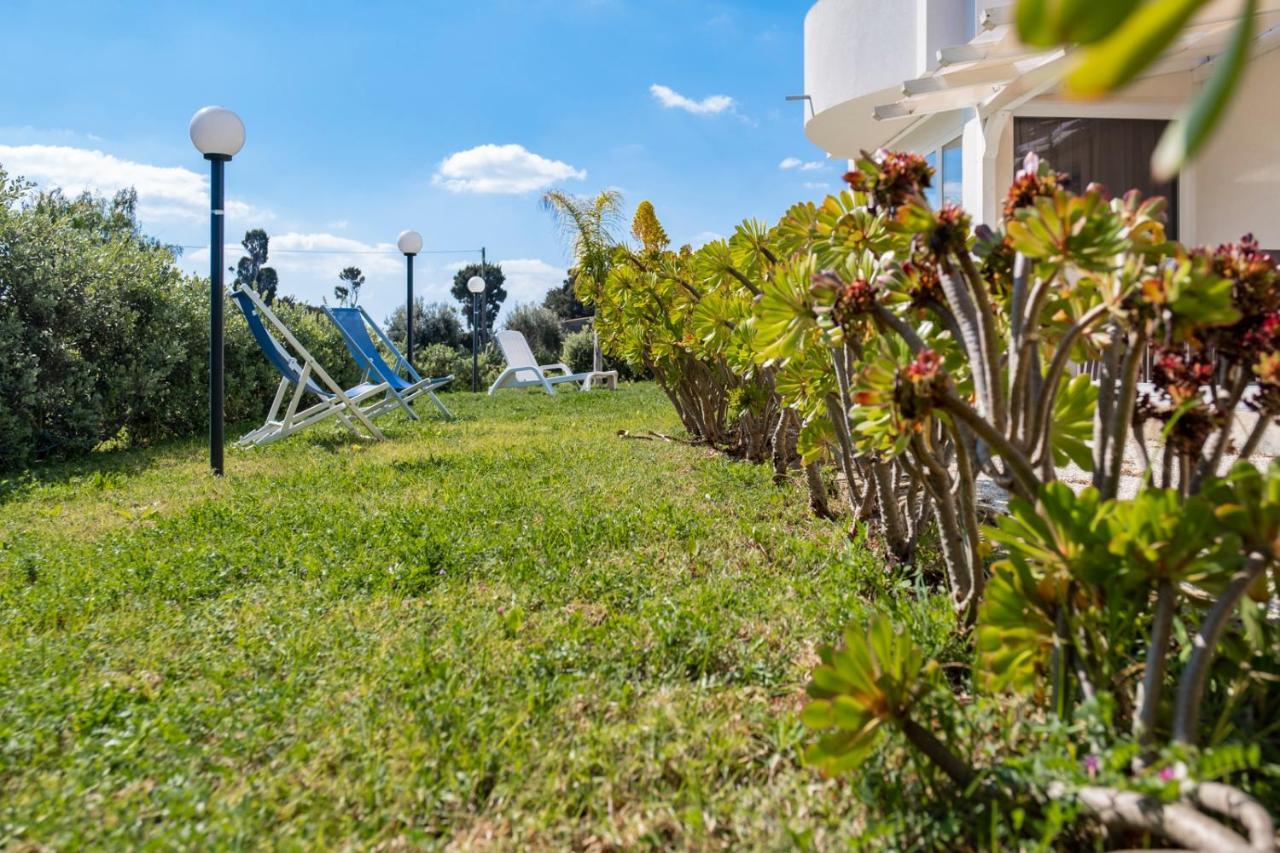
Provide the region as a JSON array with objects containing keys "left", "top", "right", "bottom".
[
  {"left": 1193, "top": 47, "right": 1280, "bottom": 249},
  {"left": 919, "top": 0, "right": 971, "bottom": 77},
  {"left": 804, "top": 0, "right": 970, "bottom": 153},
  {"left": 804, "top": 0, "right": 921, "bottom": 118}
]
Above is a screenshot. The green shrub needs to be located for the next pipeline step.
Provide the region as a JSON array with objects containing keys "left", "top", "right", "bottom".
[
  {"left": 562, "top": 327, "right": 646, "bottom": 381},
  {"left": 504, "top": 303, "right": 562, "bottom": 364},
  {"left": 0, "top": 177, "right": 198, "bottom": 468},
  {"left": 411, "top": 343, "right": 462, "bottom": 384},
  {"left": 384, "top": 299, "right": 465, "bottom": 351},
  {"left": 0, "top": 170, "right": 366, "bottom": 469},
  {"left": 450, "top": 346, "right": 503, "bottom": 391},
  {"left": 394, "top": 342, "right": 502, "bottom": 392},
  {"left": 562, "top": 328, "right": 595, "bottom": 373}
]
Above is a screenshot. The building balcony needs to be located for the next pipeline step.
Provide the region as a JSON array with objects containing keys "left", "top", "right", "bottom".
[{"left": 803, "top": 0, "right": 973, "bottom": 156}]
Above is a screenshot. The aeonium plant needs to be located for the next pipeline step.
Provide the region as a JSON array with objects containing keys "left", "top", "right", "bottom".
[
  {"left": 794, "top": 151, "right": 1280, "bottom": 848},
  {"left": 805, "top": 461, "right": 1280, "bottom": 850}
]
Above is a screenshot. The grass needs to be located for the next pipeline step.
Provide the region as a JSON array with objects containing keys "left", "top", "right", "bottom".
[{"left": 1, "top": 384, "right": 954, "bottom": 848}]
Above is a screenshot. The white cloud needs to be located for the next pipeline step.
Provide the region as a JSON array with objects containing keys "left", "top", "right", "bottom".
[
  {"left": 189, "top": 231, "right": 402, "bottom": 280},
  {"left": 649, "top": 84, "right": 736, "bottom": 116},
  {"left": 499, "top": 259, "right": 567, "bottom": 311},
  {"left": 803, "top": 182, "right": 832, "bottom": 190},
  {"left": 432, "top": 144, "right": 585, "bottom": 195},
  {"left": 689, "top": 231, "right": 725, "bottom": 247},
  {"left": 183, "top": 231, "right": 412, "bottom": 318},
  {"left": 780, "top": 156, "right": 826, "bottom": 172},
  {"left": 0, "top": 143, "right": 270, "bottom": 224}
]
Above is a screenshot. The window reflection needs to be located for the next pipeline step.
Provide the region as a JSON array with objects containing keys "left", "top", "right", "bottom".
[
  {"left": 924, "top": 150, "right": 940, "bottom": 209},
  {"left": 1013, "top": 117, "right": 1178, "bottom": 238},
  {"left": 942, "top": 137, "right": 963, "bottom": 206}
]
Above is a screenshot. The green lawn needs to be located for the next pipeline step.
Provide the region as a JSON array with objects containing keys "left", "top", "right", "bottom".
[{"left": 1, "top": 384, "right": 952, "bottom": 848}]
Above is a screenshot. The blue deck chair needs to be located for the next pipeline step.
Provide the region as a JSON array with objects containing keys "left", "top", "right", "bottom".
[
  {"left": 322, "top": 304, "right": 453, "bottom": 420},
  {"left": 231, "top": 285, "right": 392, "bottom": 447}
]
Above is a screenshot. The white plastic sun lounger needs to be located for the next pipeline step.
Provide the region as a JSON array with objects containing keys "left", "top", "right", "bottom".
[
  {"left": 488, "top": 329, "right": 617, "bottom": 395},
  {"left": 231, "top": 284, "right": 392, "bottom": 447}
]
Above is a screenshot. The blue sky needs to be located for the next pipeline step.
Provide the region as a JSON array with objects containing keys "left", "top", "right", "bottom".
[{"left": 0, "top": 0, "right": 836, "bottom": 322}]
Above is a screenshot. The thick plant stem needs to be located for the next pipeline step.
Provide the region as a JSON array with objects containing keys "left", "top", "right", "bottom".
[
  {"left": 1191, "top": 782, "right": 1276, "bottom": 851},
  {"left": 940, "top": 389, "right": 1039, "bottom": 498},
  {"left": 1007, "top": 254, "right": 1030, "bottom": 404},
  {"left": 1191, "top": 369, "right": 1249, "bottom": 492},
  {"left": 951, "top": 426, "right": 985, "bottom": 605},
  {"left": 873, "top": 303, "right": 926, "bottom": 354},
  {"left": 1076, "top": 787, "right": 1254, "bottom": 852},
  {"left": 912, "top": 435, "right": 974, "bottom": 614},
  {"left": 1135, "top": 579, "right": 1176, "bottom": 744},
  {"left": 1239, "top": 413, "right": 1275, "bottom": 462},
  {"left": 771, "top": 408, "right": 791, "bottom": 484},
  {"left": 804, "top": 461, "right": 834, "bottom": 520},
  {"left": 957, "top": 252, "right": 1006, "bottom": 433},
  {"left": 872, "top": 458, "right": 912, "bottom": 562},
  {"left": 920, "top": 296, "right": 966, "bottom": 349},
  {"left": 828, "top": 345, "right": 866, "bottom": 510},
  {"left": 1030, "top": 302, "right": 1110, "bottom": 464},
  {"left": 900, "top": 717, "right": 975, "bottom": 789},
  {"left": 1007, "top": 255, "right": 1039, "bottom": 444},
  {"left": 1050, "top": 598, "right": 1072, "bottom": 720},
  {"left": 722, "top": 264, "right": 762, "bottom": 296},
  {"left": 1092, "top": 332, "right": 1123, "bottom": 489},
  {"left": 1173, "top": 554, "right": 1271, "bottom": 745},
  {"left": 857, "top": 460, "right": 879, "bottom": 521},
  {"left": 825, "top": 394, "right": 862, "bottom": 514},
  {"left": 938, "top": 261, "right": 993, "bottom": 423},
  {"left": 1103, "top": 329, "right": 1146, "bottom": 500}
]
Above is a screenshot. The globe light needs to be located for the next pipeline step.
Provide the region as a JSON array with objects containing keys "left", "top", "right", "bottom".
[
  {"left": 188, "top": 106, "right": 245, "bottom": 158},
  {"left": 397, "top": 230, "right": 423, "bottom": 256},
  {"left": 467, "top": 275, "right": 486, "bottom": 294}
]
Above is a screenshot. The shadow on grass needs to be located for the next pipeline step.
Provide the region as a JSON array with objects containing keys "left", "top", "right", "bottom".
[
  {"left": 0, "top": 435, "right": 208, "bottom": 507},
  {"left": 0, "top": 413, "right": 312, "bottom": 506}
]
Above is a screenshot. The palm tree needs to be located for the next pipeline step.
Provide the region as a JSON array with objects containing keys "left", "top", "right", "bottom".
[
  {"left": 541, "top": 190, "right": 623, "bottom": 298},
  {"left": 541, "top": 189, "right": 624, "bottom": 372}
]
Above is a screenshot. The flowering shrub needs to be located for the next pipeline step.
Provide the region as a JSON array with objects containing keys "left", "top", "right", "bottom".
[{"left": 595, "top": 148, "right": 1280, "bottom": 846}]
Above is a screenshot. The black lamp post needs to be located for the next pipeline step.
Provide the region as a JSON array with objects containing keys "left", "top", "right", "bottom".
[
  {"left": 467, "top": 274, "right": 486, "bottom": 392},
  {"left": 189, "top": 106, "right": 245, "bottom": 476},
  {"left": 397, "top": 230, "right": 423, "bottom": 368}
]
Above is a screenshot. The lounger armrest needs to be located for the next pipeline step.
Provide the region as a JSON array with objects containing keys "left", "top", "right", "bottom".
[{"left": 540, "top": 362, "right": 572, "bottom": 376}]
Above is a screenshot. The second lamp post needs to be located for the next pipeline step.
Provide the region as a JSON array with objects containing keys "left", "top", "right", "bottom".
[
  {"left": 467, "top": 274, "right": 486, "bottom": 392},
  {"left": 397, "top": 230, "right": 423, "bottom": 367}
]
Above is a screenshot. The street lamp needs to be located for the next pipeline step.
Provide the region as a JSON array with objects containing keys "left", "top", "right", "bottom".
[
  {"left": 189, "top": 106, "right": 245, "bottom": 477},
  {"left": 467, "top": 274, "right": 486, "bottom": 392},
  {"left": 397, "top": 230, "right": 423, "bottom": 367}
]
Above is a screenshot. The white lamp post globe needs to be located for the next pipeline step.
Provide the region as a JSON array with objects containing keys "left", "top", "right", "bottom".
[
  {"left": 189, "top": 107, "right": 245, "bottom": 158},
  {"left": 397, "top": 230, "right": 423, "bottom": 256},
  {"left": 467, "top": 275, "right": 486, "bottom": 294}
]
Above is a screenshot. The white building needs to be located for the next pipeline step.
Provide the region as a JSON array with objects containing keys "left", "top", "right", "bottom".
[{"left": 802, "top": 0, "right": 1280, "bottom": 250}]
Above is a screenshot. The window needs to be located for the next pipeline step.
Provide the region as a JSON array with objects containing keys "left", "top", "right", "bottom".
[
  {"left": 921, "top": 137, "right": 962, "bottom": 208},
  {"left": 924, "top": 151, "right": 939, "bottom": 209},
  {"left": 1013, "top": 117, "right": 1178, "bottom": 238},
  {"left": 941, "top": 137, "right": 963, "bottom": 206}
]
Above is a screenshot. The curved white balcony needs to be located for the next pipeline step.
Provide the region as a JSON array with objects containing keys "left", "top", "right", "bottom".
[{"left": 803, "top": 0, "right": 972, "bottom": 156}]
